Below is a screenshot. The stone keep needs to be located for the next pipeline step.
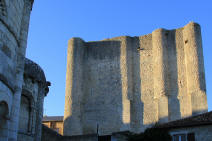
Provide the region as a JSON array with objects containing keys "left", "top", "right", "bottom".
[
  {"left": 64, "top": 22, "right": 208, "bottom": 136},
  {"left": 0, "top": 1, "right": 50, "bottom": 141}
]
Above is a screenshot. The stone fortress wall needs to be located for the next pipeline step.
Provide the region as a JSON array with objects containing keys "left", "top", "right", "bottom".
[
  {"left": 0, "top": 1, "right": 50, "bottom": 141},
  {"left": 64, "top": 22, "right": 208, "bottom": 136}
]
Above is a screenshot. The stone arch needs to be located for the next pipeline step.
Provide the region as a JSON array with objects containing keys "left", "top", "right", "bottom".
[
  {"left": 18, "top": 92, "right": 35, "bottom": 134},
  {"left": 0, "top": 0, "right": 7, "bottom": 16},
  {"left": 19, "top": 95, "right": 31, "bottom": 133}
]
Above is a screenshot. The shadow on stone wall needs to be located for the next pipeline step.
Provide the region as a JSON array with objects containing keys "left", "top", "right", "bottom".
[
  {"left": 63, "top": 23, "right": 208, "bottom": 137},
  {"left": 166, "top": 30, "right": 181, "bottom": 121},
  {"left": 63, "top": 34, "right": 183, "bottom": 135},
  {"left": 63, "top": 38, "right": 146, "bottom": 135}
]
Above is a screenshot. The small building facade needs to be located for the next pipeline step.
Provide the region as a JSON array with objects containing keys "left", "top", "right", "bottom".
[
  {"left": 43, "top": 116, "right": 64, "bottom": 135},
  {"left": 156, "top": 111, "right": 212, "bottom": 141}
]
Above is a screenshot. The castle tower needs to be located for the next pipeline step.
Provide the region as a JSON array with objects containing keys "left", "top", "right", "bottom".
[
  {"left": 0, "top": 0, "right": 34, "bottom": 141},
  {"left": 63, "top": 22, "right": 208, "bottom": 136}
]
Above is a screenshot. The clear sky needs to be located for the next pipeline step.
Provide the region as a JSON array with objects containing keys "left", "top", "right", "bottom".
[{"left": 26, "top": 0, "right": 212, "bottom": 116}]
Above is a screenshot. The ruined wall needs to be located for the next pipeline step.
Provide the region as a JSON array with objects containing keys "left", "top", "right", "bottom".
[
  {"left": 64, "top": 22, "right": 208, "bottom": 136},
  {"left": 0, "top": 0, "right": 34, "bottom": 141},
  {"left": 82, "top": 39, "right": 126, "bottom": 135}
]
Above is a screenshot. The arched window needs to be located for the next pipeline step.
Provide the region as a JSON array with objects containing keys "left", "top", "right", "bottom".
[
  {"left": 18, "top": 95, "right": 30, "bottom": 133},
  {"left": 0, "top": 0, "right": 7, "bottom": 16}
]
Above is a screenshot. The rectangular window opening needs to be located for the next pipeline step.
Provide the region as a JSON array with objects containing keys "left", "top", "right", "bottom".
[{"left": 172, "top": 132, "right": 195, "bottom": 141}]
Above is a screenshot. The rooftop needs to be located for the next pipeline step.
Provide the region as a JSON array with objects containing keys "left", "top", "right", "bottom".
[
  {"left": 156, "top": 111, "right": 212, "bottom": 129},
  {"left": 43, "top": 116, "right": 64, "bottom": 122}
]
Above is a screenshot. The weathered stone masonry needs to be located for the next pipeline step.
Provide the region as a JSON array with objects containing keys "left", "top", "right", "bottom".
[
  {"left": 64, "top": 22, "right": 208, "bottom": 136},
  {"left": 0, "top": 1, "right": 50, "bottom": 141},
  {"left": 18, "top": 58, "right": 50, "bottom": 141},
  {"left": 0, "top": 1, "right": 34, "bottom": 141}
]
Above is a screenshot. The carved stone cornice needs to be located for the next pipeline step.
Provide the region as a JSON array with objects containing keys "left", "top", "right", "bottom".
[
  {"left": 24, "top": 58, "right": 51, "bottom": 96},
  {"left": 24, "top": 58, "right": 46, "bottom": 84}
]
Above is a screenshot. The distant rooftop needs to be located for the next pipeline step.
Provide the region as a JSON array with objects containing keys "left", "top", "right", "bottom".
[
  {"left": 43, "top": 116, "right": 64, "bottom": 122},
  {"left": 156, "top": 111, "right": 212, "bottom": 129}
]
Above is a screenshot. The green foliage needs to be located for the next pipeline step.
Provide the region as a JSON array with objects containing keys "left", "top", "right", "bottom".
[{"left": 127, "top": 127, "right": 171, "bottom": 141}]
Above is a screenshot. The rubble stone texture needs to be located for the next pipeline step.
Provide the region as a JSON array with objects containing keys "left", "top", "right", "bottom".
[{"left": 64, "top": 22, "right": 208, "bottom": 136}]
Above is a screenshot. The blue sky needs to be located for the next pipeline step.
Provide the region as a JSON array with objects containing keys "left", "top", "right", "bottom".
[{"left": 27, "top": 0, "right": 212, "bottom": 116}]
